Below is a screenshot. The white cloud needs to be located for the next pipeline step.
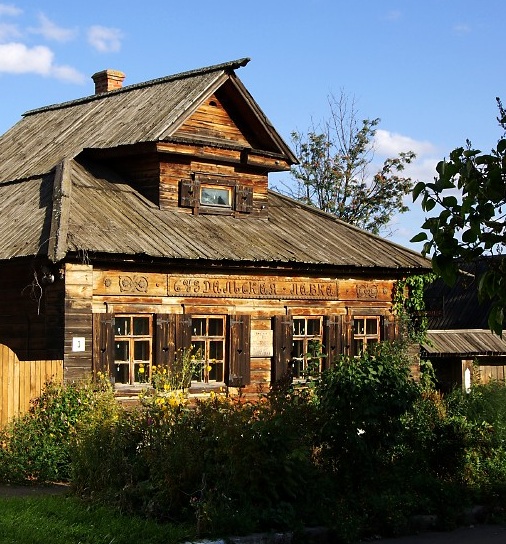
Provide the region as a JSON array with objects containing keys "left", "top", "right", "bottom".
[
  {"left": 374, "top": 129, "right": 436, "bottom": 157},
  {"left": 87, "top": 25, "right": 123, "bottom": 52},
  {"left": 0, "top": 4, "right": 22, "bottom": 17},
  {"left": 384, "top": 10, "right": 402, "bottom": 22},
  {"left": 0, "top": 42, "right": 84, "bottom": 82},
  {"left": 29, "top": 13, "right": 77, "bottom": 42},
  {"left": 453, "top": 23, "right": 471, "bottom": 35},
  {"left": 0, "top": 22, "right": 20, "bottom": 41}
]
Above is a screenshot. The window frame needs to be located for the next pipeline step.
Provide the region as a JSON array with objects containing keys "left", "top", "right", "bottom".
[
  {"left": 113, "top": 314, "right": 153, "bottom": 386},
  {"left": 351, "top": 315, "right": 381, "bottom": 356},
  {"left": 190, "top": 315, "right": 227, "bottom": 385},
  {"left": 291, "top": 316, "right": 324, "bottom": 379}
]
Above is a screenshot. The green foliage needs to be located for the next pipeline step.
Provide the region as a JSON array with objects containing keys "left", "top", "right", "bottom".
[
  {"left": 150, "top": 346, "right": 201, "bottom": 392},
  {"left": 290, "top": 91, "right": 415, "bottom": 234},
  {"left": 0, "top": 377, "right": 119, "bottom": 484},
  {"left": 315, "top": 342, "right": 418, "bottom": 488},
  {"left": 393, "top": 273, "right": 436, "bottom": 342},
  {"left": 412, "top": 97, "right": 506, "bottom": 334}
]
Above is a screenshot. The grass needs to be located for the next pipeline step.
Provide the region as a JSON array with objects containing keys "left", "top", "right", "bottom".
[{"left": 0, "top": 495, "right": 194, "bottom": 544}]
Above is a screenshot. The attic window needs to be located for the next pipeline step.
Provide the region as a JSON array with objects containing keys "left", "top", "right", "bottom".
[
  {"left": 180, "top": 175, "right": 253, "bottom": 215},
  {"left": 200, "top": 185, "right": 232, "bottom": 207},
  {"left": 209, "top": 100, "right": 218, "bottom": 107}
]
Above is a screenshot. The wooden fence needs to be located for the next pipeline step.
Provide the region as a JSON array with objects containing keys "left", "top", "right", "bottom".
[{"left": 0, "top": 344, "right": 63, "bottom": 427}]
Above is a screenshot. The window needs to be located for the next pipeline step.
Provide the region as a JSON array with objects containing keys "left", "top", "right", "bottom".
[
  {"left": 190, "top": 316, "right": 226, "bottom": 383},
  {"left": 180, "top": 176, "right": 253, "bottom": 214},
  {"left": 200, "top": 185, "right": 232, "bottom": 207},
  {"left": 352, "top": 316, "right": 380, "bottom": 355},
  {"left": 114, "top": 315, "right": 152, "bottom": 385},
  {"left": 292, "top": 317, "right": 323, "bottom": 378}
]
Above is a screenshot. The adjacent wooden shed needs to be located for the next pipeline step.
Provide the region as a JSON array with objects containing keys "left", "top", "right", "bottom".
[
  {"left": 423, "top": 257, "right": 506, "bottom": 392},
  {"left": 0, "top": 58, "right": 431, "bottom": 401}
]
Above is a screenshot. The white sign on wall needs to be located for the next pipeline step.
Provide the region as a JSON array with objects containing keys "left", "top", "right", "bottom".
[
  {"left": 250, "top": 330, "right": 274, "bottom": 358},
  {"left": 72, "top": 337, "right": 85, "bottom": 352}
]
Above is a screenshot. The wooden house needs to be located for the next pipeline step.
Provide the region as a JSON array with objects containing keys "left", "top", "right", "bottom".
[
  {"left": 423, "top": 257, "right": 506, "bottom": 392},
  {"left": 0, "top": 58, "right": 431, "bottom": 403}
]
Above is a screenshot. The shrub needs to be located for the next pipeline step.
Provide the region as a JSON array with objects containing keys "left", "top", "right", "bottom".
[{"left": 0, "top": 375, "right": 119, "bottom": 484}]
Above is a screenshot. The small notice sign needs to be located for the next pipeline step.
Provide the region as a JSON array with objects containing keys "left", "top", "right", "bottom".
[
  {"left": 72, "top": 337, "right": 85, "bottom": 352},
  {"left": 250, "top": 330, "right": 273, "bottom": 358}
]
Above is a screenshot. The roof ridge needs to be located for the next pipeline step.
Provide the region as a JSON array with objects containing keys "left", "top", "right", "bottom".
[{"left": 23, "top": 57, "right": 251, "bottom": 118}]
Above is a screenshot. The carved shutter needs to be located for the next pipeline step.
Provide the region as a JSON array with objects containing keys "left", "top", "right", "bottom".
[
  {"left": 155, "top": 314, "right": 176, "bottom": 371},
  {"left": 228, "top": 315, "right": 251, "bottom": 387},
  {"left": 235, "top": 185, "right": 253, "bottom": 213},
  {"left": 324, "top": 315, "right": 343, "bottom": 369},
  {"left": 93, "top": 313, "right": 114, "bottom": 379},
  {"left": 180, "top": 179, "right": 200, "bottom": 209},
  {"left": 272, "top": 315, "right": 293, "bottom": 382}
]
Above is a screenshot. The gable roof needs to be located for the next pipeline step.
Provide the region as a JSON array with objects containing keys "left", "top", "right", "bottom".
[
  {"left": 0, "top": 58, "right": 431, "bottom": 275},
  {"left": 0, "top": 58, "right": 295, "bottom": 183}
]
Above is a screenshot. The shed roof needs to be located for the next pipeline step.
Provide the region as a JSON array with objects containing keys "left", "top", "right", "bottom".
[{"left": 423, "top": 329, "right": 506, "bottom": 357}]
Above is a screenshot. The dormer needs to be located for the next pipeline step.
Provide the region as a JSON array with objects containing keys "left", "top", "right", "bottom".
[{"left": 82, "top": 60, "right": 297, "bottom": 218}]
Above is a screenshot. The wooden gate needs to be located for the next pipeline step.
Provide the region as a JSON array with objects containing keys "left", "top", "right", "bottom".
[{"left": 0, "top": 344, "right": 63, "bottom": 427}]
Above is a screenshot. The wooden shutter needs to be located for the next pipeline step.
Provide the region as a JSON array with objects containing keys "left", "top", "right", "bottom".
[
  {"left": 272, "top": 315, "right": 293, "bottom": 382},
  {"left": 228, "top": 315, "right": 251, "bottom": 386},
  {"left": 382, "top": 315, "right": 396, "bottom": 342},
  {"left": 175, "top": 314, "right": 192, "bottom": 352},
  {"left": 155, "top": 314, "right": 176, "bottom": 370},
  {"left": 324, "top": 315, "right": 343, "bottom": 369},
  {"left": 343, "top": 314, "right": 352, "bottom": 356},
  {"left": 92, "top": 313, "right": 114, "bottom": 378},
  {"left": 180, "top": 179, "right": 200, "bottom": 209},
  {"left": 235, "top": 185, "right": 253, "bottom": 213}
]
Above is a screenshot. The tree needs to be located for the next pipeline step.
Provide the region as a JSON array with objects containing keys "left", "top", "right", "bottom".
[
  {"left": 412, "top": 98, "right": 506, "bottom": 335},
  {"left": 289, "top": 91, "right": 416, "bottom": 235}
]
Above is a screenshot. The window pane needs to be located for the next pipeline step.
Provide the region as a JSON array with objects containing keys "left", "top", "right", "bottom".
[
  {"left": 115, "top": 341, "right": 129, "bottom": 361},
  {"left": 134, "top": 340, "right": 150, "bottom": 361},
  {"left": 192, "top": 341, "right": 205, "bottom": 359},
  {"left": 115, "top": 317, "right": 130, "bottom": 336},
  {"left": 200, "top": 186, "right": 231, "bottom": 207},
  {"left": 209, "top": 340, "right": 223, "bottom": 360},
  {"left": 366, "top": 318, "right": 378, "bottom": 335},
  {"left": 134, "top": 363, "right": 149, "bottom": 383},
  {"left": 353, "top": 319, "right": 365, "bottom": 335},
  {"left": 192, "top": 318, "right": 206, "bottom": 336},
  {"left": 210, "top": 362, "right": 224, "bottom": 382},
  {"left": 192, "top": 361, "right": 204, "bottom": 382},
  {"left": 293, "top": 318, "right": 305, "bottom": 336},
  {"left": 353, "top": 338, "right": 364, "bottom": 355},
  {"left": 307, "top": 318, "right": 321, "bottom": 336},
  {"left": 114, "top": 363, "right": 129, "bottom": 384},
  {"left": 133, "top": 317, "right": 149, "bottom": 336},
  {"left": 292, "top": 339, "right": 304, "bottom": 359},
  {"left": 208, "top": 318, "right": 224, "bottom": 336}
]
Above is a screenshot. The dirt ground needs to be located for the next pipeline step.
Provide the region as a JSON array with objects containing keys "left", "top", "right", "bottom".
[{"left": 0, "top": 482, "right": 70, "bottom": 497}]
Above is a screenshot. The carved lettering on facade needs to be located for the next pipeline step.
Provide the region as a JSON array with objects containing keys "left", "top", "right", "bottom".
[
  {"left": 118, "top": 275, "right": 149, "bottom": 293},
  {"left": 168, "top": 276, "right": 339, "bottom": 300},
  {"left": 356, "top": 284, "right": 378, "bottom": 299}
]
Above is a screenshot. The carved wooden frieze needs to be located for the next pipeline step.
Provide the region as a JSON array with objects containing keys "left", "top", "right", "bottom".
[{"left": 168, "top": 275, "right": 339, "bottom": 300}]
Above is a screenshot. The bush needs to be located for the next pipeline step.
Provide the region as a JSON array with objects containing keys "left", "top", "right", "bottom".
[{"left": 0, "top": 376, "right": 119, "bottom": 484}]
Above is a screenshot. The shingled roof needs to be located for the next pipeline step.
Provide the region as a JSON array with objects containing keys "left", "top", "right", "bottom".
[{"left": 0, "top": 59, "right": 431, "bottom": 275}]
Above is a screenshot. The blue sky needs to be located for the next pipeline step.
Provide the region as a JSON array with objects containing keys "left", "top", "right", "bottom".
[{"left": 0, "top": 1, "right": 504, "bottom": 250}]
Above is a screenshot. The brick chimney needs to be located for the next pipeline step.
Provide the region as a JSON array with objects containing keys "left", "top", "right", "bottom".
[{"left": 91, "top": 69, "right": 125, "bottom": 94}]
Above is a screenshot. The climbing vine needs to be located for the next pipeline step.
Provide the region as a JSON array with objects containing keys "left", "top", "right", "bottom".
[{"left": 393, "top": 273, "right": 436, "bottom": 343}]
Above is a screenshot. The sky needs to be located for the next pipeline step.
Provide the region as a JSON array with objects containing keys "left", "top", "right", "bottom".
[{"left": 0, "top": 0, "right": 504, "bottom": 251}]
